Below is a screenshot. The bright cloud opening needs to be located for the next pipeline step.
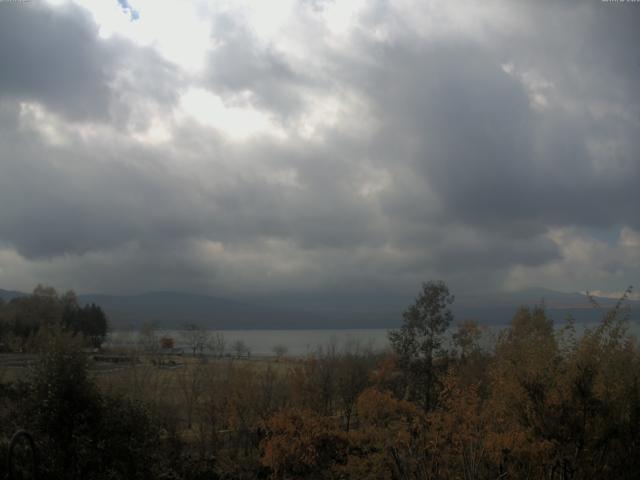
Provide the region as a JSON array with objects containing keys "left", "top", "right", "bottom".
[{"left": 178, "top": 88, "right": 285, "bottom": 140}]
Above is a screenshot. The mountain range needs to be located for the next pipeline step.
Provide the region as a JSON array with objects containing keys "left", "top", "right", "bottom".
[{"left": 1, "top": 287, "right": 638, "bottom": 330}]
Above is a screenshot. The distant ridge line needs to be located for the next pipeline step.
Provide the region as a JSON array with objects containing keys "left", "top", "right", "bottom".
[{"left": 1, "top": 288, "right": 637, "bottom": 330}]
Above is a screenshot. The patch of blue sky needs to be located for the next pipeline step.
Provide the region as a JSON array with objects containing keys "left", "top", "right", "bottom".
[{"left": 117, "top": 0, "right": 139, "bottom": 21}]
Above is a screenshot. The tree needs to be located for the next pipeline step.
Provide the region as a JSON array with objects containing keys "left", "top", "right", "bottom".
[
  {"left": 388, "top": 280, "right": 454, "bottom": 410},
  {"left": 452, "top": 319, "right": 484, "bottom": 361},
  {"left": 19, "top": 326, "right": 101, "bottom": 477},
  {"left": 336, "top": 341, "right": 372, "bottom": 431},
  {"left": 7, "top": 286, "right": 63, "bottom": 346},
  {"left": 272, "top": 344, "right": 288, "bottom": 361},
  {"left": 261, "top": 408, "right": 347, "bottom": 480},
  {"left": 139, "top": 321, "right": 160, "bottom": 354},
  {"left": 62, "top": 297, "right": 108, "bottom": 348},
  {"left": 176, "top": 362, "right": 206, "bottom": 429},
  {"left": 209, "top": 331, "right": 226, "bottom": 358},
  {"left": 182, "top": 323, "right": 211, "bottom": 357},
  {"left": 16, "top": 326, "right": 168, "bottom": 479},
  {"left": 343, "top": 388, "right": 429, "bottom": 479},
  {"left": 428, "top": 371, "right": 490, "bottom": 480},
  {"left": 0, "top": 298, "right": 8, "bottom": 346},
  {"left": 79, "top": 303, "right": 108, "bottom": 348},
  {"left": 0, "top": 287, "right": 109, "bottom": 350},
  {"left": 232, "top": 340, "right": 249, "bottom": 358},
  {"left": 451, "top": 319, "right": 489, "bottom": 387},
  {"left": 289, "top": 348, "right": 338, "bottom": 416}
]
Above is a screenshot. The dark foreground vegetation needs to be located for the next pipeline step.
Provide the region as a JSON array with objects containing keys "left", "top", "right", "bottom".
[{"left": 0, "top": 282, "right": 639, "bottom": 479}]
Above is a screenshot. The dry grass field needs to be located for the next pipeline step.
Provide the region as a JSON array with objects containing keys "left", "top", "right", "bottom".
[{"left": 0, "top": 350, "right": 295, "bottom": 445}]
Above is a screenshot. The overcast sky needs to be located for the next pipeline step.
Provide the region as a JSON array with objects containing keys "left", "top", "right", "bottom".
[{"left": 0, "top": 0, "right": 639, "bottom": 300}]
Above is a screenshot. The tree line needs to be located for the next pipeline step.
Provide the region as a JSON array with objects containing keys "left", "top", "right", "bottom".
[
  {"left": 0, "top": 281, "right": 638, "bottom": 479},
  {"left": 0, "top": 285, "right": 108, "bottom": 351}
]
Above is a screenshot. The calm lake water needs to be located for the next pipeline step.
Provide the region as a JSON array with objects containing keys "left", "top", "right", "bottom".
[
  {"left": 107, "top": 329, "right": 392, "bottom": 357},
  {"left": 108, "top": 320, "right": 640, "bottom": 357}
]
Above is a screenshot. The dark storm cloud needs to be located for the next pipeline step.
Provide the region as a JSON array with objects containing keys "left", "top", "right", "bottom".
[
  {"left": 341, "top": 4, "right": 640, "bottom": 237},
  {"left": 504, "top": 1, "right": 640, "bottom": 112},
  {"left": 0, "top": 123, "right": 210, "bottom": 258},
  {"left": 0, "top": 0, "right": 639, "bottom": 296},
  {"left": 353, "top": 41, "right": 542, "bottom": 231},
  {"left": 0, "top": 2, "right": 116, "bottom": 121},
  {"left": 207, "top": 158, "right": 384, "bottom": 250},
  {"left": 0, "top": 112, "right": 378, "bottom": 260},
  {"left": 0, "top": 1, "right": 179, "bottom": 123},
  {"left": 428, "top": 231, "right": 561, "bottom": 274}
]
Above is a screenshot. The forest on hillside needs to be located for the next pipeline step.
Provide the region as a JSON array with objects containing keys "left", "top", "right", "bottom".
[{"left": 0, "top": 282, "right": 638, "bottom": 479}]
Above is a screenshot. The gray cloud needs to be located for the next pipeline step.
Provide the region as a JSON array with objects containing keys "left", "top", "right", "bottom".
[
  {"left": 0, "top": 0, "right": 638, "bottom": 298},
  {"left": 346, "top": 26, "right": 640, "bottom": 235},
  {"left": 204, "top": 13, "right": 313, "bottom": 118},
  {"left": 0, "top": 1, "right": 180, "bottom": 125},
  {"left": 0, "top": 2, "right": 117, "bottom": 121}
]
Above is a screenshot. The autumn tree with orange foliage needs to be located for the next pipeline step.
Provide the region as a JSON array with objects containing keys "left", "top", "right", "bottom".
[
  {"left": 483, "top": 294, "right": 640, "bottom": 479},
  {"left": 427, "top": 372, "right": 489, "bottom": 480},
  {"left": 259, "top": 285, "right": 640, "bottom": 480},
  {"left": 10, "top": 281, "right": 636, "bottom": 479},
  {"left": 261, "top": 408, "right": 347, "bottom": 479},
  {"left": 341, "top": 387, "right": 430, "bottom": 479}
]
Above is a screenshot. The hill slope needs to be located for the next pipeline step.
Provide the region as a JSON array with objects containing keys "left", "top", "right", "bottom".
[{"left": 2, "top": 287, "right": 637, "bottom": 329}]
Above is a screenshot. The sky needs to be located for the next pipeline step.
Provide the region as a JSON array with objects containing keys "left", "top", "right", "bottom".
[{"left": 0, "top": 0, "right": 639, "bottom": 301}]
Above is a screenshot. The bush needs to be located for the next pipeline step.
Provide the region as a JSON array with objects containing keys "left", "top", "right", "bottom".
[{"left": 14, "top": 328, "right": 168, "bottom": 479}]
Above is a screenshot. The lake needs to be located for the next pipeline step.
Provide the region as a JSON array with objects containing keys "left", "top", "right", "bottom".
[
  {"left": 107, "top": 329, "right": 392, "bottom": 357},
  {"left": 107, "top": 319, "right": 640, "bottom": 357}
]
